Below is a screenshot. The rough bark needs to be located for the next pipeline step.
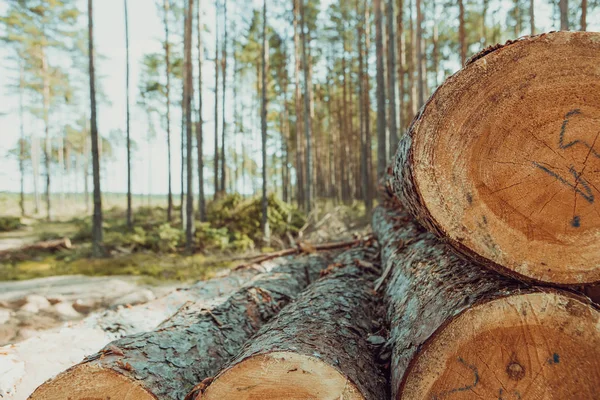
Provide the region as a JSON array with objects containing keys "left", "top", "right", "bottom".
[
  {"left": 392, "top": 32, "right": 600, "bottom": 285},
  {"left": 30, "top": 255, "right": 334, "bottom": 400},
  {"left": 373, "top": 197, "right": 600, "bottom": 399},
  {"left": 4, "top": 263, "right": 283, "bottom": 399},
  {"left": 201, "top": 247, "right": 387, "bottom": 400}
]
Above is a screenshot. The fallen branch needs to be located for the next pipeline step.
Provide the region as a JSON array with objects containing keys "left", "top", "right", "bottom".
[
  {"left": 234, "top": 235, "right": 373, "bottom": 270},
  {"left": 0, "top": 237, "right": 71, "bottom": 258}
]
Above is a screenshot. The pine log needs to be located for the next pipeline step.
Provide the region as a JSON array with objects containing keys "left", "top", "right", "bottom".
[
  {"left": 374, "top": 201, "right": 600, "bottom": 399},
  {"left": 200, "top": 246, "right": 387, "bottom": 400},
  {"left": 393, "top": 31, "right": 600, "bottom": 285},
  {"left": 29, "top": 254, "right": 335, "bottom": 400}
]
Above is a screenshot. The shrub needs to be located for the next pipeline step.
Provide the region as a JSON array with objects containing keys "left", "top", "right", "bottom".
[{"left": 0, "top": 216, "right": 22, "bottom": 232}]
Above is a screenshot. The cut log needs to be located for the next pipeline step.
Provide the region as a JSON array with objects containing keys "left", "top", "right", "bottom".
[
  {"left": 393, "top": 31, "right": 600, "bottom": 285},
  {"left": 0, "top": 237, "right": 71, "bottom": 258},
  {"left": 200, "top": 246, "right": 387, "bottom": 400},
  {"left": 373, "top": 201, "right": 600, "bottom": 399},
  {"left": 29, "top": 254, "right": 335, "bottom": 400}
]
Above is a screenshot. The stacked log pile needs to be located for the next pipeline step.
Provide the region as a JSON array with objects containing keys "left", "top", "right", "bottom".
[{"left": 30, "top": 31, "right": 600, "bottom": 400}]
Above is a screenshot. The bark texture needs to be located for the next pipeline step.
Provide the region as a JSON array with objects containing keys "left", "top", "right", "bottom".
[
  {"left": 201, "top": 246, "right": 387, "bottom": 400},
  {"left": 373, "top": 194, "right": 600, "bottom": 398},
  {"left": 30, "top": 255, "right": 334, "bottom": 400}
]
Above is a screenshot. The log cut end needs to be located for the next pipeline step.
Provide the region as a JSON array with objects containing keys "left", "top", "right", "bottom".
[
  {"left": 395, "top": 31, "right": 600, "bottom": 285},
  {"left": 398, "top": 291, "right": 600, "bottom": 399},
  {"left": 29, "top": 364, "right": 155, "bottom": 400},
  {"left": 201, "top": 351, "right": 365, "bottom": 400}
]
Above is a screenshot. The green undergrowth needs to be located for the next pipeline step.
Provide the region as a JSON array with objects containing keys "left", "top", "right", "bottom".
[
  {"left": 0, "top": 250, "right": 235, "bottom": 282},
  {"left": 0, "top": 194, "right": 305, "bottom": 282}
]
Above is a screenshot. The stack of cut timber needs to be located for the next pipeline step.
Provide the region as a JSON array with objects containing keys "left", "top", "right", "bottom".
[
  {"left": 200, "top": 246, "right": 387, "bottom": 400},
  {"left": 29, "top": 254, "right": 335, "bottom": 400},
  {"left": 381, "top": 31, "right": 600, "bottom": 399}
]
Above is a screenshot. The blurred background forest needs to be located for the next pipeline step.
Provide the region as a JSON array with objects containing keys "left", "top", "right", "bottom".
[{"left": 0, "top": 0, "right": 594, "bottom": 281}]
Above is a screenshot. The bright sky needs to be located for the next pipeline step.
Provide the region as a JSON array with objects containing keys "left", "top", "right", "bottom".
[{"left": 0, "top": 0, "right": 596, "bottom": 195}]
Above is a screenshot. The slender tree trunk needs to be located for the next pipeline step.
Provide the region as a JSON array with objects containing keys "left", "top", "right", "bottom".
[
  {"left": 387, "top": 0, "right": 398, "bottom": 159},
  {"left": 32, "top": 137, "right": 40, "bottom": 214},
  {"left": 180, "top": 99, "right": 185, "bottom": 225},
  {"left": 214, "top": 0, "right": 220, "bottom": 198},
  {"left": 300, "top": 0, "right": 312, "bottom": 211},
  {"left": 364, "top": 0, "right": 373, "bottom": 211},
  {"left": 88, "top": 0, "right": 103, "bottom": 257},
  {"left": 357, "top": 0, "right": 367, "bottom": 209},
  {"left": 397, "top": 0, "right": 405, "bottom": 129},
  {"left": 560, "top": 0, "right": 569, "bottom": 30},
  {"left": 197, "top": 0, "right": 206, "bottom": 221},
  {"left": 293, "top": 0, "right": 304, "bottom": 209},
  {"left": 164, "top": 0, "right": 174, "bottom": 222},
  {"left": 84, "top": 133, "right": 90, "bottom": 213},
  {"left": 459, "top": 0, "right": 466, "bottom": 65},
  {"left": 375, "top": 0, "right": 387, "bottom": 180},
  {"left": 220, "top": 0, "right": 227, "bottom": 194},
  {"left": 41, "top": 50, "right": 51, "bottom": 221},
  {"left": 125, "top": 0, "right": 133, "bottom": 228},
  {"left": 184, "top": 0, "right": 195, "bottom": 252},
  {"left": 19, "top": 64, "right": 26, "bottom": 217},
  {"left": 482, "top": 0, "right": 488, "bottom": 45},
  {"left": 581, "top": 0, "right": 587, "bottom": 30},
  {"left": 416, "top": 0, "right": 424, "bottom": 107},
  {"left": 530, "top": 0, "right": 535, "bottom": 34},
  {"left": 261, "top": 0, "right": 269, "bottom": 239},
  {"left": 409, "top": 0, "right": 417, "bottom": 117}
]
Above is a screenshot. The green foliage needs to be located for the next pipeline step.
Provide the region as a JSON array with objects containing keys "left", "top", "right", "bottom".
[{"left": 0, "top": 217, "right": 22, "bottom": 232}]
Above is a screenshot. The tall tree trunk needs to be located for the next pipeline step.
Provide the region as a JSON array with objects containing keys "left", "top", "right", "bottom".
[
  {"left": 364, "top": 0, "right": 374, "bottom": 211},
  {"left": 293, "top": 0, "right": 304, "bottom": 209},
  {"left": 459, "top": 0, "right": 466, "bottom": 65},
  {"left": 560, "top": 0, "right": 569, "bottom": 30},
  {"left": 261, "top": 0, "right": 269, "bottom": 239},
  {"left": 19, "top": 63, "right": 26, "bottom": 217},
  {"left": 397, "top": 0, "right": 405, "bottom": 129},
  {"left": 84, "top": 133, "right": 90, "bottom": 213},
  {"left": 41, "top": 50, "right": 51, "bottom": 221},
  {"left": 357, "top": 0, "right": 367, "bottom": 210},
  {"left": 88, "top": 0, "right": 103, "bottom": 257},
  {"left": 164, "top": 0, "right": 174, "bottom": 222},
  {"left": 197, "top": 0, "right": 206, "bottom": 221},
  {"left": 300, "top": 0, "right": 312, "bottom": 212},
  {"left": 214, "top": 0, "right": 220, "bottom": 198},
  {"left": 409, "top": 0, "right": 417, "bottom": 117},
  {"left": 184, "top": 0, "right": 195, "bottom": 252},
  {"left": 220, "top": 0, "right": 227, "bottom": 194},
  {"left": 581, "top": 0, "right": 587, "bottom": 30},
  {"left": 530, "top": 0, "right": 535, "bottom": 34},
  {"left": 375, "top": 0, "right": 387, "bottom": 180},
  {"left": 31, "top": 137, "right": 41, "bottom": 214},
  {"left": 125, "top": 0, "right": 133, "bottom": 228},
  {"left": 387, "top": 0, "right": 398, "bottom": 159}
]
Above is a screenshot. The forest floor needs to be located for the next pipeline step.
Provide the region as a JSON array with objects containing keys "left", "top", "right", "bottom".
[{"left": 0, "top": 194, "right": 371, "bottom": 345}]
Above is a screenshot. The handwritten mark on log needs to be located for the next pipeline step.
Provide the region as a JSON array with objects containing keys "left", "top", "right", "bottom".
[
  {"left": 547, "top": 352, "right": 560, "bottom": 365},
  {"left": 532, "top": 162, "right": 594, "bottom": 204},
  {"left": 558, "top": 109, "right": 600, "bottom": 159},
  {"left": 571, "top": 216, "right": 581, "bottom": 228},
  {"left": 431, "top": 357, "right": 479, "bottom": 399}
]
